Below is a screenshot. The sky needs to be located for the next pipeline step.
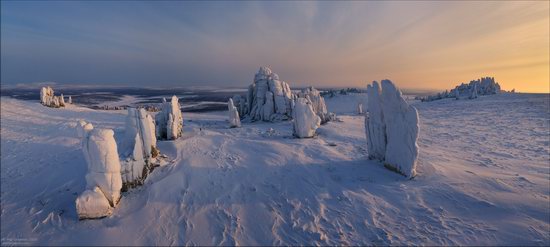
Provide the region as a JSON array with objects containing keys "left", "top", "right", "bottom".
[{"left": 1, "top": 1, "right": 549, "bottom": 93}]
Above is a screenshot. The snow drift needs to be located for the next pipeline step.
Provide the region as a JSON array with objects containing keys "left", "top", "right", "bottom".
[
  {"left": 366, "top": 80, "right": 419, "bottom": 178},
  {"left": 156, "top": 96, "right": 183, "bottom": 140},
  {"left": 293, "top": 97, "right": 321, "bottom": 138}
]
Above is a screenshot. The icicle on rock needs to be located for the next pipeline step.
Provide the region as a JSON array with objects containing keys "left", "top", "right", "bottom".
[
  {"left": 246, "top": 67, "right": 293, "bottom": 122},
  {"left": 156, "top": 96, "right": 183, "bottom": 140},
  {"left": 365, "top": 80, "right": 419, "bottom": 178},
  {"left": 120, "top": 108, "right": 158, "bottom": 190},
  {"left": 76, "top": 122, "right": 122, "bottom": 219},
  {"left": 297, "top": 86, "right": 335, "bottom": 124},
  {"left": 228, "top": 98, "right": 241, "bottom": 128},
  {"left": 292, "top": 98, "right": 321, "bottom": 138}
]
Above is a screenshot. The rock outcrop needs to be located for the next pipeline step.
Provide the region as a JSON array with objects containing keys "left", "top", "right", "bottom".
[
  {"left": 419, "top": 77, "right": 501, "bottom": 102},
  {"left": 297, "top": 87, "right": 335, "bottom": 124},
  {"left": 245, "top": 67, "right": 293, "bottom": 122},
  {"left": 292, "top": 98, "right": 321, "bottom": 138},
  {"left": 156, "top": 96, "right": 183, "bottom": 140},
  {"left": 365, "top": 80, "right": 419, "bottom": 178},
  {"left": 40, "top": 86, "right": 65, "bottom": 108}
]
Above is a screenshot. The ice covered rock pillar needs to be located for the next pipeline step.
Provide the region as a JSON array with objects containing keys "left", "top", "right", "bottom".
[
  {"left": 228, "top": 98, "right": 241, "bottom": 128},
  {"left": 297, "top": 87, "right": 335, "bottom": 124},
  {"left": 75, "top": 121, "right": 123, "bottom": 219},
  {"left": 247, "top": 67, "right": 293, "bottom": 121},
  {"left": 156, "top": 96, "right": 183, "bottom": 140},
  {"left": 120, "top": 108, "right": 158, "bottom": 189},
  {"left": 293, "top": 98, "right": 321, "bottom": 138},
  {"left": 365, "top": 80, "right": 419, "bottom": 178}
]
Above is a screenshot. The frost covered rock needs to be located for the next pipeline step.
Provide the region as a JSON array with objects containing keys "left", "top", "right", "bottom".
[
  {"left": 231, "top": 94, "right": 248, "bottom": 117},
  {"left": 365, "top": 82, "right": 386, "bottom": 161},
  {"left": 76, "top": 122, "right": 123, "bottom": 219},
  {"left": 228, "top": 99, "right": 241, "bottom": 128},
  {"left": 68, "top": 96, "right": 72, "bottom": 104},
  {"left": 420, "top": 77, "right": 501, "bottom": 102},
  {"left": 246, "top": 67, "right": 293, "bottom": 122},
  {"left": 40, "top": 86, "right": 65, "bottom": 108},
  {"left": 120, "top": 108, "right": 158, "bottom": 189},
  {"left": 292, "top": 98, "right": 321, "bottom": 138},
  {"left": 76, "top": 187, "right": 113, "bottom": 220},
  {"left": 365, "top": 80, "right": 419, "bottom": 178},
  {"left": 297, "top": 87, "right": 335, "bottom": 124},
  {"left": 357, "top": 103, "right": 363, "bottom": 115},
  {"left": 156, "top": 96, "right": 183, "bottom": 140}
]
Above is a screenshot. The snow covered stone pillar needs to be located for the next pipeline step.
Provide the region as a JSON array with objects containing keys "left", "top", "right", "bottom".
[
  {"left": 292, "top": 98, "right": 321, "bottom": 138},
  {"left": 155, "top": 96, "right": 183, "bottom": 140},
  {"left": 120, "top": 108, "right": 158, "bottom": 190},
  {"left": 365, "top": 82, "right": 386, "bottom": 161},
  {"left": 68, "top": 96, "right": 73, "bottom": 104},
  {"left": 365, "top": 80, "right": 419, "bottom": 178},
  {"left": 357, "top": 102, "right": 363, "bottom": 115},
  {"left": 76, "top": 121, "right": 123, "bottom": 219},
  {"left": 228, "top": 98, "right": 241, "bottom": 128}
]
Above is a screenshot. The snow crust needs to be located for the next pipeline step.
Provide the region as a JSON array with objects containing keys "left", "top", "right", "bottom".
[{"left": 1, "top": 93, "right": 549, "bottom": 245}]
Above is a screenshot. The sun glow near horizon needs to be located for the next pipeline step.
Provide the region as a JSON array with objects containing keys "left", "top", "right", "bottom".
[{"left": 1, "top": 1, "right": 548, "bottom": 93}]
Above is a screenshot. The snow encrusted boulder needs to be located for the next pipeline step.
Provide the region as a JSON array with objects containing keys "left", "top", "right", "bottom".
[
  {"left": 246, "top": 67, "right": 293, "bottom": 122},
  {"left": 40, "top": 86, "right": 65, "bottom": 108},
  {"left": 292, "top": 98, "right": 321, "bottom": 138},
  {"left": 75, "top": 187, "right": 113, "bottom": 220},
  {"left": 120, "top": 108, "right": 158, "bottom": 190},
  {"left": 297, "top": 87, "right": 335, "bottom": 124},
  {"left": 76, "top": 122, "right": 123, "bottom": 219},
  {"left": 228, "top": 98, "right": 241, "bottom": 128},
  {"left": 156, "top": 96, "right": 183, "bottom": 140},
  {"left": 365, "top": 80, "right": 419, "bottom": 178}
]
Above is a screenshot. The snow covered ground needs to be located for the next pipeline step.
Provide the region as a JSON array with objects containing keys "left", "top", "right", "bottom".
[{"left": 1, "top": 93, "right": 548, "bottom": 245}]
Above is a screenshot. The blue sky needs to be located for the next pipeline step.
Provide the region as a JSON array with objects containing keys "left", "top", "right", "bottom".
[{"left": 1, "top": 1, "right": 548, "bottom": 92}]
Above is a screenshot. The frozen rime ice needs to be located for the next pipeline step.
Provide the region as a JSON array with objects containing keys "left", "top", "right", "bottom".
[
  {"left": 156, "top": 96, "right": 183, "bottom": 140},
  {"left": 40, "top": 86, "right": 65, "bottom": 108},
  {"left": 120, "top": 108, "right": 158, "bottom": 189},
  {"left": 293, "top": 98, "right": 321, "bottom": 138},
  {"left": 297, "top": 87, "right": 335, "bottom": 124},
  {"left": 246, "top": 67, "right": 293, "bottom": 122},
  {"left": 228, "top": 98, "right": 241, "bottom": 128},
  {"left": 365, "top": 80, "right": 419, "bottom": 178},
  {"left": 76, "top": 121, "right": 123, "bottom": 219},
  {"left": 419, "top": 77, "right": 501, "bottom": 102}
]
